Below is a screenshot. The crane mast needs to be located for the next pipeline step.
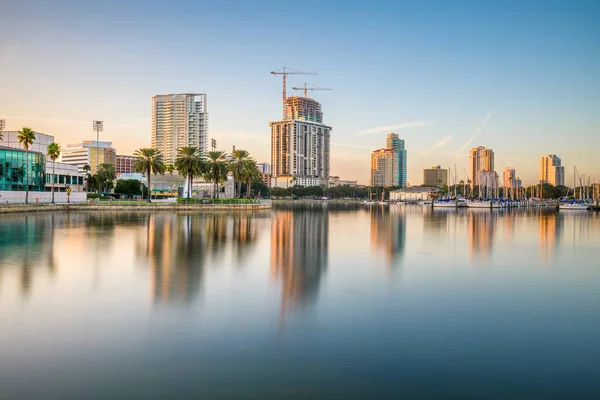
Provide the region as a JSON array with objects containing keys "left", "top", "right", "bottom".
[{"left": 271, "top": 67, "right": 317, "bottom": 119}]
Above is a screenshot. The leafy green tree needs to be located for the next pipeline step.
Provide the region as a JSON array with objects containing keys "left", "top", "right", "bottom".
[
  {"left": 231, "top": 149, "right": 251, "bottom": 198},
  {"left": 114, "top": 179, "right": 146, "bottom": 198},
  {"left": 204, "top": 151, "right": 229, "bottom": 198},
  {"left": 133, "top": 148, "right": 165, "bottom": 202},
  {"left": 174, "top": 146, "right": 205, "bottom": 199},
  {"left": 46, "top": 142, "right": 61, "bottom": 203},
  {"left": 270, "top": 187, "right": 290, "bottom": 197},
  {"left": 166, "top": 164, "right": 175, "bottom": 175},
  {"left": 17, "top": 127, "right": 36, "bottom": 204}
]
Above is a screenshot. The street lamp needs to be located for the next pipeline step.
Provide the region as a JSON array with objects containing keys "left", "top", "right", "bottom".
[{"left": 92, "top": 120, "right": 103, "bottom": 173}]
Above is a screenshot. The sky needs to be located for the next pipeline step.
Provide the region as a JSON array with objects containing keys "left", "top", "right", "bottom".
[{"left": 1, "top": 0, "right": 599, "bottom": 185}]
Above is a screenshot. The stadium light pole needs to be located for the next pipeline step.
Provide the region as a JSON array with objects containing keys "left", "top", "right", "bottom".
[{"left": 92, "top": 120, "right": 103, "bottom": 173}]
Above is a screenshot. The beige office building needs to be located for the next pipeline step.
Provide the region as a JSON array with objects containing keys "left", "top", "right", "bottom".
[
  {"left": 423, "top": 166, "right": 448, "bottom": 187},
  {"left": 61, "top": 140, "right": 116, "bottom": 174}
]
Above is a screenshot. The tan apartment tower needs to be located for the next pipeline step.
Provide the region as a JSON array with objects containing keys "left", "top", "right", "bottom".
[
  {"left": 270, "top": 96, "right": 331, "bottom": 188},
  {"left": 370, "top": 149, "right": 399, "bottom": 186},
  {"left": 424, "top": 166, "right": 448, "bottom": 187},
  {"left": 540, "top": 155, "right": 565, "bottom": 186},
  {"left": 151, "top": 93, "right": 208, "bottom": 166},
  {"left": 469, "top": 146, "right": 495, "bottom": 188}
]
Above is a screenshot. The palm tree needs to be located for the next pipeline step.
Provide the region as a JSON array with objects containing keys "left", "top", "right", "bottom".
[
  {"left": 204, "top": 151, "right": 229, "bottom": 198},
  {"left": 17, "top": 127, "right": 36, "bottom": 204},
  {"left": 133, "top": 148, "right": 165, "bottom": 202},
  {"left": 97, "top": 163, "right": 116, "bottom": 193},
  {"left": 46, "top": 142, "right": 61, "bottom": 204},
  {"left": 230, "top": 149, "right": 251, "bottom": 198},
  {"left": 242, "top": 159, "right": 263, "bottom": 199},
  {"left": 166, "top": 164, "right": 175, "bottom": 175},
  {"left": 174, "top": 146, "right": 206, "bottom": 199}
]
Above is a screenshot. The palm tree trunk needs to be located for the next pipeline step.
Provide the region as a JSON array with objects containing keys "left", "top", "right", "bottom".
[
  {"left": 25, "top": 149, "right": 29, "bottom": 204},
  {"left": 237, "top": 181, "right": 242, "bottom": 198},
  {"left": 187, "top": 172, "right": 191, "bottom": 199},
  {"left": 247, "top": 181, "right": 252, "bottom": 199},
  {"left": 147, "top": 167, "right": 152, "bottom": 203},
  {"left": 52, "top": 161, "right": 55, "bottom": 204}
]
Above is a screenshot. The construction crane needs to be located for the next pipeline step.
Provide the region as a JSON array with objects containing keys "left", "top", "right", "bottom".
[
  {"left": 271, "top": 67, "right": 317, "bottom": 118},
  {"left": 292, "top": 83, "right": 333, "bottom": 98}
]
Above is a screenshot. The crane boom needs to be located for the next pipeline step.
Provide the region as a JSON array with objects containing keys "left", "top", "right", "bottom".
[
  {"left": 292, "top": 83, "right": 333, "bottom": 98},
  {"left": 271, "top": 67, "right": 317, "bottom": 118}
]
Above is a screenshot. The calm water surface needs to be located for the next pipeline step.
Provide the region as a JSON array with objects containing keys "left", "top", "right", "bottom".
[{"left": 1, "top": 204, "right": 599, "bottom": 399}]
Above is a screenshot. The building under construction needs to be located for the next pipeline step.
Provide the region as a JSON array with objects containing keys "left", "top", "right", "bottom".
[{"left": 270, "top": 96, "right": 331, "bottom": 188}]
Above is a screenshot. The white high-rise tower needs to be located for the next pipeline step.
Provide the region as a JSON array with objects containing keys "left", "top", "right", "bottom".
[{"left": 151, "top": 93, "right": 208, "bottom": 165}]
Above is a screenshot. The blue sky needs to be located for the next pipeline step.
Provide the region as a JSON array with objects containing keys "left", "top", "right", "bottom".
[{"left": 1, "top": 0, "right": 599, "bottom": 184}]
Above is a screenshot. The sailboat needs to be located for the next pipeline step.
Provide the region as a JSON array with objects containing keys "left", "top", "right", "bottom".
[{"left": 559, "top": 167, "right": 591, "bottom": 210}]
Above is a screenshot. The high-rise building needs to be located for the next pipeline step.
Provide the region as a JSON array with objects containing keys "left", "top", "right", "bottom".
[
  {"left": 370, "top": 148, "right": 399, "bottom": 186},
  {"left": 469, "top": 146, "right": 495, "bottom": 188},
  {"left": 370, "top": 133, "right": 407, "bottom": 187},
  {"left": 257, "top": 162, "right": 272, "bottom": 187},
  {"left": 540, "top": 155, "right": 565, "bottom": 186},
  {"left": 116, "top": 155, "right": 135, "bottom": 174},
  {"left": 61, "top": 140, "right": 116, "bottom": 174},
  {"left": 386, "top": 133, "right": 407, "bottom": 188},
  {"left": 270, "top": 96, "right": 331, "bottom": 188},
  {"left": 152, "top": 93, "right": 208, "bottom": 166},
  {"left": 423, "top": 165, "right": 448, "bottom": 187},
  {"left": 503, "top": 167, "right": 516, "bottom": 188}
]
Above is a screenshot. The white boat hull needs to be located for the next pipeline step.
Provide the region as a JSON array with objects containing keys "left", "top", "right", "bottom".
[{"left": 559, "top": 204, "right": 590, "bottom": 210}]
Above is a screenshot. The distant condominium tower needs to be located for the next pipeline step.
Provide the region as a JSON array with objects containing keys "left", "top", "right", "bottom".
[
  {"left": 270, "top": 96, "right": 331, "bottom": 188},
  {"left": 540, "top": 155, "right": 565, "bottom": 186},
  {"left": 370, "top": 133, "right": 407, "bottom": 187},
  {"left": 469, "top": 146, "right": 495, "bottom": 188},
  {"left": 370, "top": 149, "right": 399, "bottom": 187},
  {"left": 152, "top": 93, "right": 208, "bottom": 166},
  {"left": 423, "top": 165, "right": 448, "bottom": 187},
  {"left": 116, "top": 155, "right": 135, "bottom": 175},
  {"left": 386, "top": 133, "right": 407, "bottom": 188}
]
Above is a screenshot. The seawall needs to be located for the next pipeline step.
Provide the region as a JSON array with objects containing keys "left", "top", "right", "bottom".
[{"left": 0, "top": 203, "right": 272, "bottom": 214}]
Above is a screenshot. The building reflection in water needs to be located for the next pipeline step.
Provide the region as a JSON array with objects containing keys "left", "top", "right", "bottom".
[
  {"left": 539, "top": 212, "right": 562, "bottom": 261},
  {"left": 370, "top": 205, "right": 406, "bottom": 270},
  {"left": 270, "top": 207, "right": 328, "bottom": 312},
  {"left": 0, "top": 214, "right": 56, "bottom": 297},
  {"left": 139, "top": 214, "right": 206, "bottom": 306},
  {"left": 138, "top": 213, "right": 263, "bottom": 306},
  {"left": 467, "top": 210, "right": 496, "bottom": 260}
]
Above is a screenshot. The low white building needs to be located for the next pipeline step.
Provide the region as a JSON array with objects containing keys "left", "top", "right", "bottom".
[
  {"left": 390, "top": 186, "right": 440, "bottom": 201},
  {"left": 273, "top": 175, "right": 328, "bottom": 188}
]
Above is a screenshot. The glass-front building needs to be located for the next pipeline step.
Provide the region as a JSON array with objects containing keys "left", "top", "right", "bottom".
[{"left": 0, "top": 147, "right": 46, "bottom": 191}]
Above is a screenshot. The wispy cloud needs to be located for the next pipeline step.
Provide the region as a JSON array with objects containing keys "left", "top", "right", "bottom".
[
  {"left": 331, "top": 142, "right": 368, "bottom": 150},
  {"left": 433, "top": 135, "right": 452, "bottom": 149},
  {"left": 455, "top": 112, "right": 492, "bottom": 158},
  {"left": 355, "top": 121, "right": 435, "bottom": 136}
]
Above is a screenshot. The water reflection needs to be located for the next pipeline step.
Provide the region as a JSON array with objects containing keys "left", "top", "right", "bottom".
[
  {"left": 136, "top": 213, "right": 265, "bottom": 306},
  {"left": 539, "top": 212, "right": 562, "bottom": 261},
  {"left": 370, "top": 205, "right": 406, "bottom": 270},
  {"left": 271, "top": 207, "right": 328, "bottom": 311},
  {"left": 467, "top": 210, "right": 497, "bottom": 260},
  {"left": 0, "top": 214, "right": 56, "bottom": 296}
]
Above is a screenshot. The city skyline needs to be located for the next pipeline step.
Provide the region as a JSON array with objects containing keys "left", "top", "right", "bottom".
[{"left": 1, "top": 0, "right": 599, "bottom": 185}]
